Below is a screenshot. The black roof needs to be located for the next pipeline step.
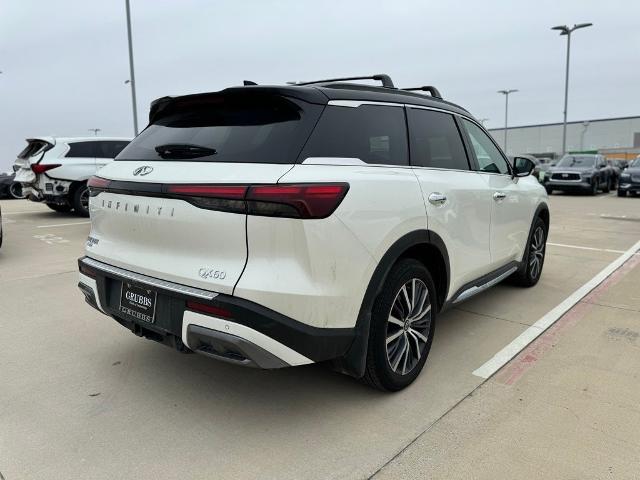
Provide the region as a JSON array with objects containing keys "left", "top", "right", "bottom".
[{"left": 149, "top": 80, "right": 472, "bottom": 123}]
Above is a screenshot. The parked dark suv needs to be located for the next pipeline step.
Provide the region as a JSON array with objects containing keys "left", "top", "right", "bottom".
[
  {"left": 544, "top": 154, "right": 612, "bottom": 195},
  {"left": 618, "top": 156, "right": 640, "bottom": 197}
]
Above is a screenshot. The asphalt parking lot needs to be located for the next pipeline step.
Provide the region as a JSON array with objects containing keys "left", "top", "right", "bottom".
[{"left": 1, "top": 192, "right": 639, "bottom": 479}]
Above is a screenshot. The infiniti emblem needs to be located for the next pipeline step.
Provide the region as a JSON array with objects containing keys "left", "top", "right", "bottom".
[{"left": 133, "top": 166, "right": 153, "bottom": 176}]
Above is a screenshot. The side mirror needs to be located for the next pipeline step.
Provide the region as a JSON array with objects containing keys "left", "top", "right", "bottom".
[{"left": 512, "top": 157, "right": 535, "bottom": 177}]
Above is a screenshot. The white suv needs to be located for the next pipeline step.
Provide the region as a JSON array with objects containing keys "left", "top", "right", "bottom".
[
  {"left": 77, "top": 75, "right": 549, "bottom": 391},
  {"left": 14, "top": 136, "right": 130, "bottom": 216}
]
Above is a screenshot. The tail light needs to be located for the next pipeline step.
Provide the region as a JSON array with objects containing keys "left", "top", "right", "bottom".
[
  {"left": 88, "top": 176, "right": 112, "bottom": 197},
  {"left": 31, "top": 163, "right": 61, "bottom": 174},
  {"left": 88, "top": 176, "right": 112, "bottom": 189},
  {"left": 247, "top": 184, "right": 349, "bottom": 218},
  {"left": 166, "top": 183, "right": 349, "bottom": 219}
]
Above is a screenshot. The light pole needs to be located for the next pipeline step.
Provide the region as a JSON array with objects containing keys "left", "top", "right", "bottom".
[
  {"left": 125, "top": 0, "right": 139, "bottom": 136},
  {"left": 551, "top": 23, "right": 593, "bottom": 156},
  {"left": 497, "top": 89, "right": 518, "bottom": 153},
  {"left": 88, "top": 128, "right": 101, "bottom": 136}
]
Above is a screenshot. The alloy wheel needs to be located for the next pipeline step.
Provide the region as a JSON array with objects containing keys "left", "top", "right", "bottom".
[
  {"left": 529, "top": 226, "right": 545, "bottom": 279},
  {"left": 385, "top": 278, "right": 432, "bottom": 376},
  {"left": 80, "top": 188, "right": 90, "bottom": 210}
]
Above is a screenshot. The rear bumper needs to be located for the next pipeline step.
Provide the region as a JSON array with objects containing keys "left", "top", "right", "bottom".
[{"left": 77, "top": 256, "right": 354, "bottom": 368}]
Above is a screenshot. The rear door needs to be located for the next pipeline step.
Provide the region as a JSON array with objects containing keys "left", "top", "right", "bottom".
[
  {"left": 460, "top": 118, "right": 529, "bottom": 268},
  {"left": 14, "top": 138, "right": 55, "bottom": 184},
  {"left": 407, "top": 107, "right": 492, "bottom": 295},
  {"left": 86, "top": 93, "right": 323, "bottom": 295}
]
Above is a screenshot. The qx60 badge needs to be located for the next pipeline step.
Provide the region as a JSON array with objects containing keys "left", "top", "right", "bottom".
[{"left": 133, "top": 166, "right": 154, "bottom": 176}]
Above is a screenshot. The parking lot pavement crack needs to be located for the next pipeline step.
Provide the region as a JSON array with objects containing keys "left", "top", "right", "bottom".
[
  {"left": 452, "top": 307, "right": 532, "bottom": 327},
  {"left": 579, "top": 300, "right": 640, "bottom": 314},
  {"left": 368, "top": 382, "right": 488, "bottom": 479}
]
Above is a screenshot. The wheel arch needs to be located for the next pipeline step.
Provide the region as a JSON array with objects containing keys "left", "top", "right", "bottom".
[{"left": 334, "top": 229, "right": 450, "bottom": 378}]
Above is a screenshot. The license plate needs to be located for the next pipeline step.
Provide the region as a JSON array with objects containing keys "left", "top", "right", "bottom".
[{"left": 119, "top": 282, "right": 157, "bottom": 323}]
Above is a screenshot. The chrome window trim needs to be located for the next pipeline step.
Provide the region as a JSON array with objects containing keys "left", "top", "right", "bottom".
[
  {"left": 327, "top": 100, "right": 405, "bottom": 108},
  {"left": 324, "top": 100, "right": 512, "bottom": 174},
  {"left": 81, "top": 257, "right": 218, "bottom": 300}
]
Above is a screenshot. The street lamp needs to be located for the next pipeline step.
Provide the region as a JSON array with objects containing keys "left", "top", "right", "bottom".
[
  {"left": 125, "top": 0, "right": 139, "bottom": 136},
  {"left": 497, "top": 89, "right": 518, "bottom": 153},
  {"left": 551, "top": 22, "right": 593, "bottom": 155},
  {"left": 88, "top": 128, "right": 101, "bottom": 136}
]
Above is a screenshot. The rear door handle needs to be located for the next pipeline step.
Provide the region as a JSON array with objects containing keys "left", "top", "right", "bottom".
[
  {"left": 493, "top": 191, "right": 507, "bottom": 201},
  {"left": 428, "top": 192, "right": 447, "bottom": 206}
]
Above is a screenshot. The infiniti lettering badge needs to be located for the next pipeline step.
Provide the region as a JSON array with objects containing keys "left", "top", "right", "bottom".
[{"left": 133, "top": 166, "right": 153, "bottom": 176}]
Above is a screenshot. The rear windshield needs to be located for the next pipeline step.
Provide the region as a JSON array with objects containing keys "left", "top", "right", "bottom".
[
  {"left": 18, "top": 140, "right": 52, "bottom": 159},
  {"left": 116, "top": 95, "right": 322, "bottom": 163}
]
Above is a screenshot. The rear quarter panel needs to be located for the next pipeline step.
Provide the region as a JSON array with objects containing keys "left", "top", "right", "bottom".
[{"left": 234, "top": 164, "right": 426, "bottom": 329}]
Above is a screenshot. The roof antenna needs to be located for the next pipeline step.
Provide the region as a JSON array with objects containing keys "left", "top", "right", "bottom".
[{"left": 243, "top": 80, "right": 258, "bottom": 86}]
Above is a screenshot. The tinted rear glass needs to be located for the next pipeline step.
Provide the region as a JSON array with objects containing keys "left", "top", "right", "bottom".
[
  {"left": 95, "top": 141, "right": 130, "bottom": 158},
  {"left": 117, "top": 95, "right": 322, "bottom": 163},
  {"left": 407, "top": 108, "right": 469, "bottom": 170},
  {"left": 66, "top": 142, "right": 97, "bottom": 158},
  {"left": 300, "top": 105, "right": 409, "bottom": 165}
]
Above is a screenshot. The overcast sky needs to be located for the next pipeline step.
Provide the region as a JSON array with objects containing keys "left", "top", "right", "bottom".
[{"left": 1, "top": 0, "right": 638, "bottom": 171}]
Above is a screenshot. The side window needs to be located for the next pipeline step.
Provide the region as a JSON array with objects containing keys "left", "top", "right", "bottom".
[
  {"left": 462, "top": 119, "right": 510, "bottom": 174},
  {"left": 95, "top": 141, "right": 130, "bottom": 158},
  {"left": 110, "top": 141, "right": 129, "bottom": 158},
  {"left": 407, "top": 108, "right": 469, "bottom": 170},
  {"left": 66, "top": 142, "right": 97, "bottom": 158},
  {"left": 300, "top": 105, "right": 408, "bottom": 165}
]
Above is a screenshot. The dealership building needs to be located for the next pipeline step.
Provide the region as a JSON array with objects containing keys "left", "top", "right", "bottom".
[{"left": 488, "top": 115, "right": 640, "bottom": 160}]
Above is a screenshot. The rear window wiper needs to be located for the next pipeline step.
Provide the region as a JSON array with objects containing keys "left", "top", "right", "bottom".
[{"left": 154, "top": 143, "right": 217, "bottom": 159}]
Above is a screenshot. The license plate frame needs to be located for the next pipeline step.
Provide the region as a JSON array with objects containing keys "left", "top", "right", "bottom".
[{"left": 119, "top": 282, "right": 157, "bottom": 324}]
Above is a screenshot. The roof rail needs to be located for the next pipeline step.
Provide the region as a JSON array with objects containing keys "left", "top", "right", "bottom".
[
  {"left": 402, "top": 86, "right": 442, "bottom": 99},
  {"left": 290, "top": 74, "right": 395, "bottom": 89}
]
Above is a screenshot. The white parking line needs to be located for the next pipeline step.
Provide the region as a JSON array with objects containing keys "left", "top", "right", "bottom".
[
  {"left": 547, "top": 242, "right": 626, "bottom": 254},
  {"left": 473, "top": 239, "right": 640, "bottom": 379},
  {"left": 36, "top": 221, "right": 91, "bottom": 228}
]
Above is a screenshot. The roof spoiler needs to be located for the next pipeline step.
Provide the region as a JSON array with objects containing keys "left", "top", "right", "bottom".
[
  {"left": 402, "top": 86, "right": 442, "bottom": 99},
  {"left": 289, "top": 74, "right": 395, "bottom": 89}
]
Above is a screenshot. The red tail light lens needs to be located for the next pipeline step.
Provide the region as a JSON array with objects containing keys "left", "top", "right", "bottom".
[
  {"left": 247, "top": 183, "right": 349, "bottom": 219},
  {"left": 167, "top": 185, "right": 247, "bottom": 199},
  {"left": 150, "top": 182, "right": 349, "bottom": 219},
  {"left": 31, "top": 163, "right": 61, "bottom": 174},
  {"left": 88, "top": 176, "right": 112, "bottom": 189},
  {"left": 186, "top": 301, "right": 233, "bottom": 319}
]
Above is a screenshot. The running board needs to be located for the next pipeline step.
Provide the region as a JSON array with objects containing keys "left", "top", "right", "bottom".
[{"left": 452, "top": 265, "right": 518, "bottom": 304}]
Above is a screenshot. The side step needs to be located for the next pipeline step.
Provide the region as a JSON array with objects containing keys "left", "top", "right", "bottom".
[{"left": 452, "top": 263, "right": 519, "bottom": 304}]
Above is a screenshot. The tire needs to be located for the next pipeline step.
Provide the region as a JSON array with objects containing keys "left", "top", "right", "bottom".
[
  {"left": 617, "top": 189, "right": 626, "bottom": 197},
  {"left": 545, "top": 186, "right": 553, "bottom": 195},
  {"left": 9, "top": 182, "right": 25, "bottom": 199},
  {"left": 603, "top": 178, "right": 610, "bottom": 193},
  {"left": 362, "top": 259, "right": 437, "bottom": 391},
  {"left": 589, "top": 181, "right": 598, "bottom": 196},
  {"left": 46, "top": 203, "right": 72, "bottom": 213},
  {"left": 72, "top": 183, "right": 90, "bottom": 217},
  {"left": 511, "top": 216, "right": 547, "bottom": 287}
]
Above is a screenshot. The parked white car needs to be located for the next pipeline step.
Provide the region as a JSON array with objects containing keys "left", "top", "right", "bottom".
[
  {"left": 14, "top": 136, "right": 130, "bottom": 216},
  {"left": 78, "top": 75, "right": 549, "bottom": 391}
]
